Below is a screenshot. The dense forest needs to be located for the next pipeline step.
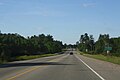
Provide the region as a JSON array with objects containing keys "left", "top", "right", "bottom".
[
  {"left": 77, "top": 33, "right": 120, "bottom": 56},
  {"left": 0, "top": 32, "right": 63, "bottom": 62}
]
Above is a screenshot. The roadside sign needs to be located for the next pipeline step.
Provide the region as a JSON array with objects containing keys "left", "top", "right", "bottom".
[{"left": 105, "top": 47, "right": 112, "bottom": 51}]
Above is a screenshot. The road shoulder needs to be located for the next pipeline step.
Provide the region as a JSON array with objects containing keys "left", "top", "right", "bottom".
[{"left": 76, "top": 53, "right": 120, "bottom": 80}]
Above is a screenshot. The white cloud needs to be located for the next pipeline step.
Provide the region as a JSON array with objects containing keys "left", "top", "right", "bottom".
[
  {"left": 82, "top": 3, "right": 96, "bottom": 8},
  {"left": 23, "top": 11, "right": 49, "bottom": 16},
  {"left": 2, "top": 5, "right": 66, "bottom": 17},
  {"left": 21, "top": 10, "right": 66, "bottom": 17},
  {"left": 21, "top": 6, "right": 67, "bottom": 17}
]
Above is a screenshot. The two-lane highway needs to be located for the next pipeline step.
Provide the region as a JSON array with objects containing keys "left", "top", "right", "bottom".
[{"left": 0, "top": 51, "right": 103, "bottom": 80}]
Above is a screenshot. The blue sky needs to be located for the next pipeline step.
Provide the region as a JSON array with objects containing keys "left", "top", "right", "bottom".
[{"left": 0, "top": 0, "right": 120, "bottom": 44}]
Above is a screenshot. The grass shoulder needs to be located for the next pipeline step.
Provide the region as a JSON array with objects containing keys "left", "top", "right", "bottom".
[
  {"left": 78, "top": 51, "right": 120, "bottom": 65},
  {"left": 0, "top": 54, "right": 58, "bottom": 64},
  {"left": 15, "top": 54, "right": 57, "bottom": 61}
]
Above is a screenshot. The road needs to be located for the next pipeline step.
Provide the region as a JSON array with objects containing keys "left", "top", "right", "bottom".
[{"left": 0, "top": 51, "right": 120, "bottom": 80}]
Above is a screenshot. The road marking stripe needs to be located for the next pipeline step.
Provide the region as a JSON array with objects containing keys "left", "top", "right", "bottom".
[
  {"left": 6, "top": 66, "right": 41, "bottom": 80},
  {"left": 6, "top": 54, "right": 68, "bottom": 80},
  {"left": 75, "top": 55, "right": 105, "bottom": 80}
]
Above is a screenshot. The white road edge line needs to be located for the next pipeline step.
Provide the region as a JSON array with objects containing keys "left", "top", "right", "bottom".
[{"left": 75, "top": 55, "right": 105, "bottom": 80}]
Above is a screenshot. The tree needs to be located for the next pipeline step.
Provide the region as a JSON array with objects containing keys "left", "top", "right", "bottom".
[
  {"left": 0, "top": 33, "right": 63, "bottom": 62},
  {"left": 78, "top": 33, "right": 94, "bottom": 52},
  {"left": 95, "top": 34, "right": 110, "bottom": 54},
  {"left": 89, "top": 35, "right": 95, "bottom": 51}
]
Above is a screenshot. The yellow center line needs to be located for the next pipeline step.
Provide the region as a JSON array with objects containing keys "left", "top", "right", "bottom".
[
  {"left": 6, "top": 66, "right": 41, "bottom": 80},
  {"left": 6, "top": 55, "right": 68, "bottom": 80}
]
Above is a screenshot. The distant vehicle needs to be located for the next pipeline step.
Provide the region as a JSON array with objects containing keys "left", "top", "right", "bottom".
[{"left": 70, "top": 52, "right": 73, "bottom": 55}]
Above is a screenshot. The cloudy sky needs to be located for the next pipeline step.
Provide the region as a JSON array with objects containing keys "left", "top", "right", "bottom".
[{"left": 0, "top": 0, "right": 120, "bottom": 44}]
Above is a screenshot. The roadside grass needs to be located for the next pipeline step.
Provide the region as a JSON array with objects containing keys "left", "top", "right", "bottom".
[
  {"left": 0, "top": 59, "right": 2, "bottom": 64},
  {"left": 62, "top": 49, "right": 68, "bottom": 52},
  {"left": 0, "top": 58, "right": 7, "bottom": 64},
  {"left": 15, "top": 54, "right": 57, "bottom": 61},
  {"left": 78, "top": 52, "right": 120, "bottom": 65},
  {"left": 0, "top": 54, "right": 58, "bottom": 64}
]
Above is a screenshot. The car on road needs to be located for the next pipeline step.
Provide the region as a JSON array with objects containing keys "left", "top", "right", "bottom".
[{"left": 70, "top": 52, "right": 73, "bottom": 55}]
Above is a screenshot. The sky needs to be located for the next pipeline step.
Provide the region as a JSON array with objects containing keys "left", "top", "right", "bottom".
[{"left": 0, "top": 0, "right": 120, "bottom": 44}]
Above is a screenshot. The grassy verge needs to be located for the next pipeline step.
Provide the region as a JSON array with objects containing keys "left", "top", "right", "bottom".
[
  {"left": 15, "top": 54, "right": 57, "bottom": 61},
  {"left": 0, "top": 54, "right": 58, "bottom": 64},
  {"left": 78, "top": 52, "right": 120, "bottom": 65}
]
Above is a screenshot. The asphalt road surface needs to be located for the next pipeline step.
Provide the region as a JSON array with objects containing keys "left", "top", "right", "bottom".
[{"left": 0, "top": 51, "right": 120, "bottom": 80}]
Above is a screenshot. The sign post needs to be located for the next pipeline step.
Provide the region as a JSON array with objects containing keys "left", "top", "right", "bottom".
[{"left": 105, "top": 47, "right": 112, "bottom": 54}]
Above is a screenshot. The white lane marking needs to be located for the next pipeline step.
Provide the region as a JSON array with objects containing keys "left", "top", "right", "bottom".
[{"left": 75, "top": 55, "right": 105, "bottom": 80}]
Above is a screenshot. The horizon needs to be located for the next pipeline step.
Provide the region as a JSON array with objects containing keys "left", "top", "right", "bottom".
[{"left": 1, "top": 31, "right": 120, "bottom": 45}]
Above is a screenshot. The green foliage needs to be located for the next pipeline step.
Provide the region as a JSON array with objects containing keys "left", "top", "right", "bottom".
[
  {"left": 77, "top": 33, "right": 120, "bottom": 56},
  {"left": 15, "top": 54, "right": 57, "bottom": 61},
  {"left": 77, "top": 33, "right": 95, "bottom": 53},
  {"left": 109, "top": 37, "right": 120, "bottom": 56},
  {"left": 95, "top": 40, "right": 105, "bottom": 54},
  {"left": 0, "top": 33, "right": 63, "bottom": 62}
]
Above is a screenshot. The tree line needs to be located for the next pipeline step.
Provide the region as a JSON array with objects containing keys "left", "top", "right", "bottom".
[
  {"left": 77, "top": 33, "right": 120, "bottom": 56},
  {"left": 0, "top": 33, "right": 63, "bottom": 61}
]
